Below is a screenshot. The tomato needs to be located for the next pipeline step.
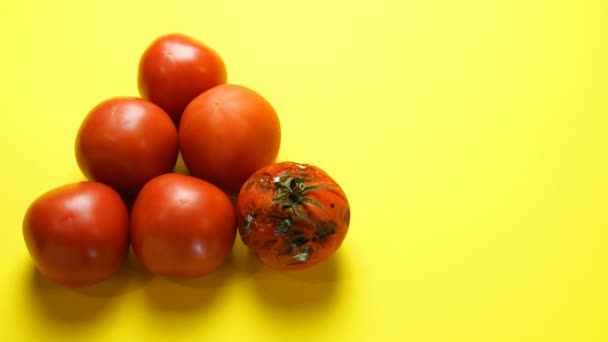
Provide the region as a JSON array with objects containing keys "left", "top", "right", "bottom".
[
  {"left": 130, "top": 173, "right": 236, "bottom": 278},
  {"left": 179, "top": 84, "right": 281, "bottom": 194},
  {"left": 138, "top": 33, "right": 227, "bottom": 123},
  {"left": 236, "top": 162, "right": 350, "bottom": 271},
  {"left": 75, "top": 97, "right": 178, "bottom": 198},
  {"left": 22, "top": 182, "right": 130, "bottom": 287}
]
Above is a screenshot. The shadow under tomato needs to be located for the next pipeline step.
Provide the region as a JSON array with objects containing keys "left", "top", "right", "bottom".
[
  {"left": 250, "top": 252, "right": 341, "bottom": 309},
  {"left": 142, "top": 252, "right": 238, "bottom": 313},
  {"left": 29, "top": 268, "right": 109, "bottom": 323},
  {"left": 229, "top": 237, "right": 259, "bottom": 279},
  {"left": 27, "top": 250, "right": 153, "bottom": 323}
]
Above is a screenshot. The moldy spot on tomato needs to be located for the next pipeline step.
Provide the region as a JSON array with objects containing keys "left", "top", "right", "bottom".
[
  {"left": 276, "top": 229, "right": 309, "bottom": 254},
  {"left": 287, "top": 229, "right": 307, "bottom": 241},
  {"left": 255, "top": 174, "right": 275, "bottom": 191},
  {"left": 312, "top": 221, "right": 336, "bottom": 242},
  {"left": 291, "top": 235, "right": 309, "bottom": 247},
  {"left": 274, "top": 215, "right": 292, "bottom": 235},
  {"left": 241, "top": 213, "right": 255, "bottom": 236},
  {"left": 330, "top": 203, "right": 335, "bottom": 208},
  {"left": 292, "top": 246, "right": 313, "bottom": 263}
]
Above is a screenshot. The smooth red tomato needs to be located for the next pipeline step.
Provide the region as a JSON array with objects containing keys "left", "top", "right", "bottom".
[
  {"left": 179, "top": 84, "right": 281, "bottom": 194},
  {"left": 75, "top": 97, "right": 178, "bottom": 198},
  {"left": 236, "top": 162, "right": 350, "bottom": 271},
  {"left": 130, "top": 173, "right": 236, "bottom": 278},
  {"left": 138, "top": 33, "right": 227, "bottom": 123},
  {"left": 23, "top": 182, "right": 130, "bottom": 287}
]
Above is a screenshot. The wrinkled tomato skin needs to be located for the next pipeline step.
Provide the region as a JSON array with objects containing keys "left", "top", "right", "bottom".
[
  {"left": 75, "top": 97, "right": 178, "bottom": 198},
  {"left": 179, "top": 84, "right": 281, "bottom": 194},
  {"left": 236, "top": 162, "right": 350, "bottom": 271},
  {"left": 22, "top": 182, "right": 130, "bottom": 287},
  {"left": 130, "top": 173, "right": 236, "bottom": 278},
  {"left": 138, "top": 33, "right": 227, "bottom": 123}
]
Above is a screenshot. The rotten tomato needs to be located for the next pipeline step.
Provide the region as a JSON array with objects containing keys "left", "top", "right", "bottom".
[{"left": 236, "top": 162, "right": 350, "bottom": 271}]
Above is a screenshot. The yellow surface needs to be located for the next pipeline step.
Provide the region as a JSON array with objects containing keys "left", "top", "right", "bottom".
[{"left": 1, "top": 0, "right": 607, "bottom": 341}]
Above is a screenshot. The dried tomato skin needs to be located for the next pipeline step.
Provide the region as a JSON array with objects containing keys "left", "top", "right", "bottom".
[{"left": 236, "top": 162, "right": 350, "bottom": 271}]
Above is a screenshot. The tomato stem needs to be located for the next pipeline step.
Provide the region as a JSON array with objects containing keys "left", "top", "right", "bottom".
[{"left": 272, "top": 174, "right": 331, "bottom": 224}]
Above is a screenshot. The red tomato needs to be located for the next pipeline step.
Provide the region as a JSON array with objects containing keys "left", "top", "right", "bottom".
[
  {"left": 179, "top": 84, "right": 281, "bottom": 194},
  {"left": 138, "top": 33, "right": 227, "bottom": 123},
  {"left": 130, "top": 173, "right": 236, "bottom": 278},
  {"left": 236, "top": 162, "right": 350, "bottom": 271},
  {"left": 75, "top": 97, "right": 178, "bottom": 198},
  {"left": 23, "top": 182, "right": 130, "bottom": 287}
]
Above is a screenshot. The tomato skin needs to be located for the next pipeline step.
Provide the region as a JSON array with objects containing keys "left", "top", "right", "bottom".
[
  {"left": 75, "top": 97, "right": 178, "bottom": 198},
  {"left": 22, "top": 182, "right": 130, "bottom": 287},
  {"left": 179, "top": 84, "right": 281, "bottom": 194},
  {"left": 130, "top": 173, "right": 236, "bottom": 278},
  {"left": 138, "top": 33, "right": 227, "bottom": 123},
  {"left": 236, "top": 162, "right": 350, "bottom": 271}
]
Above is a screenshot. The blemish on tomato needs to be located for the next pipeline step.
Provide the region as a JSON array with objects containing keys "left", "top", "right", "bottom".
[
  {"left": 343, "top": 207, "right": 350, "bottom": 225},
  {"left": 241, "top": 213, "right": 255, "bottom": 236},
  {"left": 291, "top": 246, "right": 312, "bottom": 263},
  {"left": 274, "top": 215, "right": 292, "bottom": 235},
  {"left": 313, "top": 221, "right": 336, "bottom": 242},
  {"left": 291, "top": 235, "right": 309, "bottom": 247},
  {"left": 236, "top": 161, "right": 350, "bottom": 271},
  {"left": 244, "top": 179, "right": 255, "bottom": 190}
]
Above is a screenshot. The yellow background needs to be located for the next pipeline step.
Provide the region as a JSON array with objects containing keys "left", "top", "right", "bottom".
[{"left": 1, "top": 0, "right": 607, "bottom": 341}]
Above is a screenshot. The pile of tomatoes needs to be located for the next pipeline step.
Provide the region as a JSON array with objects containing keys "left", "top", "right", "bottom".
[{"left": 22, "top": 34, "right": 350, "bottom": 288}]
